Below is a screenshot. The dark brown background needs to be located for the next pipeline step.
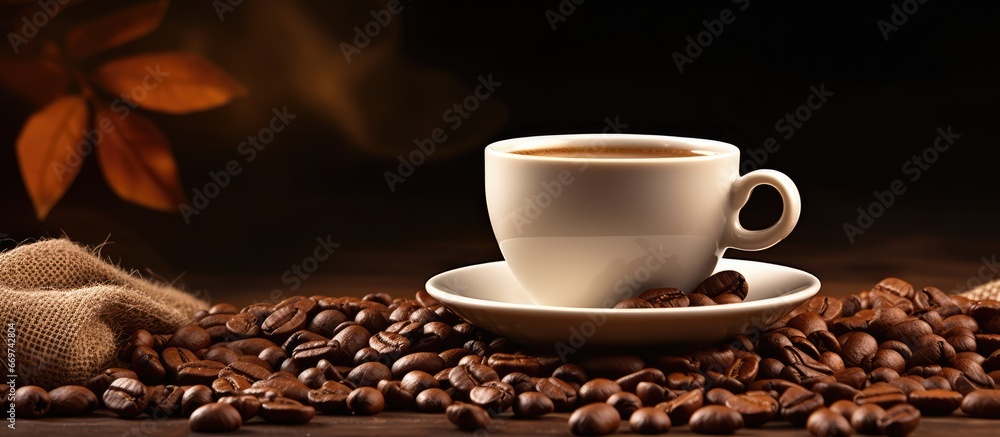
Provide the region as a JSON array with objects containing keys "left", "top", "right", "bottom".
[{"left": 2, "top": 0, "right": 999, "bottom": 306}]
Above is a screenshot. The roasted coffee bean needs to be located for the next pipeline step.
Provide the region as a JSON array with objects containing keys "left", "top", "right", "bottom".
[
  {"left": 687, "top": 293, "right": 718, "bottom": 306},
  {"left": 212, "top": 373, "right": 252, "bottom": 397},
  {"left": 838, "top": 332, "right": 878, "bottom": 369},
  {"left": 252, "top": 377, "right": 312, "bottom": 404},
  {"left": 725, "top": 354, "right": 760, "bottom": 385},
  {"left": 177, "top": 360, "right": 225, "bottom": 386},
  {"left": 694, "top": 349, "right": 736, "bottom": 373},
  {"left": 713, "top": 293, "right": 744, "bottom": 305},
  {"left": 829, "top": 399, "right": 859, "bottom": 421},
  {"left": 604, "top": 392, "right": 640, "bottom": 420},
  {"left": 506, "top": 391, "right": 551, "bottom": 418},
  {"left": 658, "top": 388, "right": 703, "bottom": 425},
  {"left": 165, "top": 325, "right": 211, "bottom": 351},
  {"left": 855, "top": 382, "right": 906, "bottom": 409},
  {"left": 259, "top": 397, "right": 316, "bottom": 424},
  {"left": 291, "top": 340, "right": 343, "bottom": 369},
  {"left": 378, "top": 380, "right": 414, "bottom": 410},
  {"left": 636, "top": 381, "right": 668, "bottom": 406},
  {"left": 725, "top": 391, "right": 778, "bottom": 427},
  {"left": 218, "top": 394, "right": 261, "bottom": 422},
  {"left": 262, "top": 306, "right": 308, "bottom": 339},
  {"left": 873, "top": 277, "right": 914, "bottom": 299},
  {"left": 568, "top": 403, "right": 621, "bottom": 436},
  {"left": 369, "top": 331, "right": 410, "bottom": 356},
  {"left": 281, "top": 330, "right": 329, "bottom": 356},
  {"left": 85, "top": 367, "right": 139, "bottom": 400},
  {"left": 806, "top": 407, "right": 853, "bottom": 437},
  {"left": 447, "top": 402, "right": 489, "bottom": 430},
  {"left": 47, "top": 385, "right": 97, "bottom": 416},
  {"left": 355, "top": 308, "right": 390, "bottom": 333},
  {"left": 225, "top": 312, "right": 261, "bottom": 338},
  {"left": 189, "top": 403, "right": 242, "bottom": 432},
  {"left": 308, "top": 380, "right": 352, "bottom": 413},
  {"left": 877, "top": 403, "right": 920, "bottom": 437},
  {"left": 629, "top": 406, "right": 671, "bottom": 434},
  {"left": 616, "top": 368, "right": 665, "bottom": 392},
  {"left": 804, "top": 296, "right": 845, "bottom": 321},
  {"left": 705, "top": 387, "right": 735, "bottom": 405},
  {"left": 459, "top": 355, "right": 484, "bottom": 366},
  {"left": 851, "top": 403, "right": 886, "bottom": 434},
  {"left": 666, "top": 371, "right": 706, "bottom": 391},
  {"left": 346, "top": 386, "right": 385, "bottom": 415},
  {"left": 908, "top": 334, "right": 957, "bottom": 367},
  {"left": 807, "top": 382, "right": 858, "bottom": 406},
  {"left": 892, "top": 377, "right": 926, "bottom": 397},
  {"left": 308, "top": 309, "right": 349, "bottom": 338},
  {"left": 13, "top": 386, "right": 50, "bottom": 419},
  {"left": 103, "top": 378, "right": 148, "bottom": 418},
  {"left": 416, "top": 387, "right": 453, "bottom": 413},
  {"left": 161, "top": 347, "right": 198, "bottom": 378},
  {"left": 119, "top": 330, "right": 156, "bottom": 362},
  {"left": 202, "top": 346, "right": 239, "bottom": 366},
  {"left": 780, "top": 385, "right": 824, "bottom": 426},
  {"left": 450, "top": 363, "right": 499, "bottom": 394},
  {"left": 180, "top": 385, "right": 214, "bottom": 417},
  {"left": 536, "top": 377, "right": 578, "bottom": 411},
  {"left": 577, "top": 354, "right": 646, "bottom": 379},
  {"left": 346, "top": 361, "right": 392, "bottom": 388},
  {"left": 219, "top": 359, "right": 272, "bottom": 383},
  {"left": 297, "top": 367, "right": 327, "bottom": 389},
  {"left": 146, "top": 384, "right": 184, "bottom": 416},
  {"left": 131, "top": 346, "right": 166, "bottom": 384},
  {"left": 484, "top": 353, "right": 540, "bottom": 377},
  {"left": 906, "top": 389, "right": 960, "bottom": 416},
  {"left": 789, "top": 312, "right": 828, "bottom": 335},
  {"left": 695, "top": 270, "right": 748, "bottom": 299},
  {"left": 225, "top": 338, "right": 279, "bottom": 355},
  {"left": 960, "top": 388, "right": 1000, "bottom": 418},
  {"left": 363, "top": 292, "right": 394, "bottom": 306},
  {"left": 869, "top": 367, "right": 900, "bottom": 385},
  {"left": 885, "top": 317, "right": 933, "bottom": 343},
  {"left": 639, "top": 288, "right": 689, "bottom": 308},
  {"left": 470, "top": 381, "right": 515, "bottom": 413},
  {"left": 758, "top": 358, "right": 785, "bottom": 379},
  {"left": 395, "top": 371, "right": 436, "bottom": 396},
  {"left": 543, "top": 364, "right": 584, "bottom": 385},
  {"left": 501, "top": 372, "right": 535, "bottom": 395},
  {"left": 689, "top": 405, "right": 744, "bottom": 435}
]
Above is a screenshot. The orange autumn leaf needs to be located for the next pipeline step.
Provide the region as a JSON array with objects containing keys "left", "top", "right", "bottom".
[
  {"left": 66, "top": 0, "right": 170, "bottom": 60},
  {"left": 15, "top": 95, "right": 88, "bottom": 219},
  {"left": 95, "top": 107, "right": 187, "bottom": 211},
  {"left": 93, "top": 52, "right": 247, "bottom": 115}
]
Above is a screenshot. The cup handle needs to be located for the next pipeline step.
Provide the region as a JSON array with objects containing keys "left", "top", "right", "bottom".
[{"left": 722, "top": 169, "right": 801, "bottom": 251}]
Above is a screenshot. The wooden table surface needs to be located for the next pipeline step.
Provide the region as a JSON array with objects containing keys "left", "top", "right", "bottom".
[{"left": 13, "top": 231, "right": 1000, "bottom": 435}]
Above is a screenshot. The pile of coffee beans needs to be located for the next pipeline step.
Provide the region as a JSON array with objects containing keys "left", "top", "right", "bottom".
[
  {"left": 7, "top": 277, "right": 1000, "bottom": 435},
  {"left": 614, "top": 271, "right": 748, "bottom": 309}
]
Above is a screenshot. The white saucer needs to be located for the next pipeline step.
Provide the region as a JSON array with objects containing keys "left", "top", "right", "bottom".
[{"left": 426, "top": 259, "right": 820, "bottom": 347}]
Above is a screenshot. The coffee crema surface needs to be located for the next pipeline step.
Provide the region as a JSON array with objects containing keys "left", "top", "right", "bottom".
[{"left": 510, "top": 146, "right": 713, "bottom": 158}]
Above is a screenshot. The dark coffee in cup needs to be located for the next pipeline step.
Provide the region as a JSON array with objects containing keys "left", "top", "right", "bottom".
[{"left": 511, "top": 146, "right": 712, "bottom": 159}]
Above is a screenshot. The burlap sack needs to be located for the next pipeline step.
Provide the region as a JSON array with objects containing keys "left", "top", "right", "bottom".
[
  {"left": 0, "top": 239, "right": 205, "bottom": 389},
  {"left": 962, "top": 279, "right": 1000, "bottom": 301}
]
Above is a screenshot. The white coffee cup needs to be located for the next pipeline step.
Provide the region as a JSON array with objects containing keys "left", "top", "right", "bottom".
[{"left": 485, "top": 133, "right": 800, "bottom": 308}]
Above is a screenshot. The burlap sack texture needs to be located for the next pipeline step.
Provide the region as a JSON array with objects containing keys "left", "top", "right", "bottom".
[
  {"left": 962, "top": 280, "right": 1000, "bottom": 302},
  {"left": 0, "top": 239, "right": 206, "bottom": 389}
]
